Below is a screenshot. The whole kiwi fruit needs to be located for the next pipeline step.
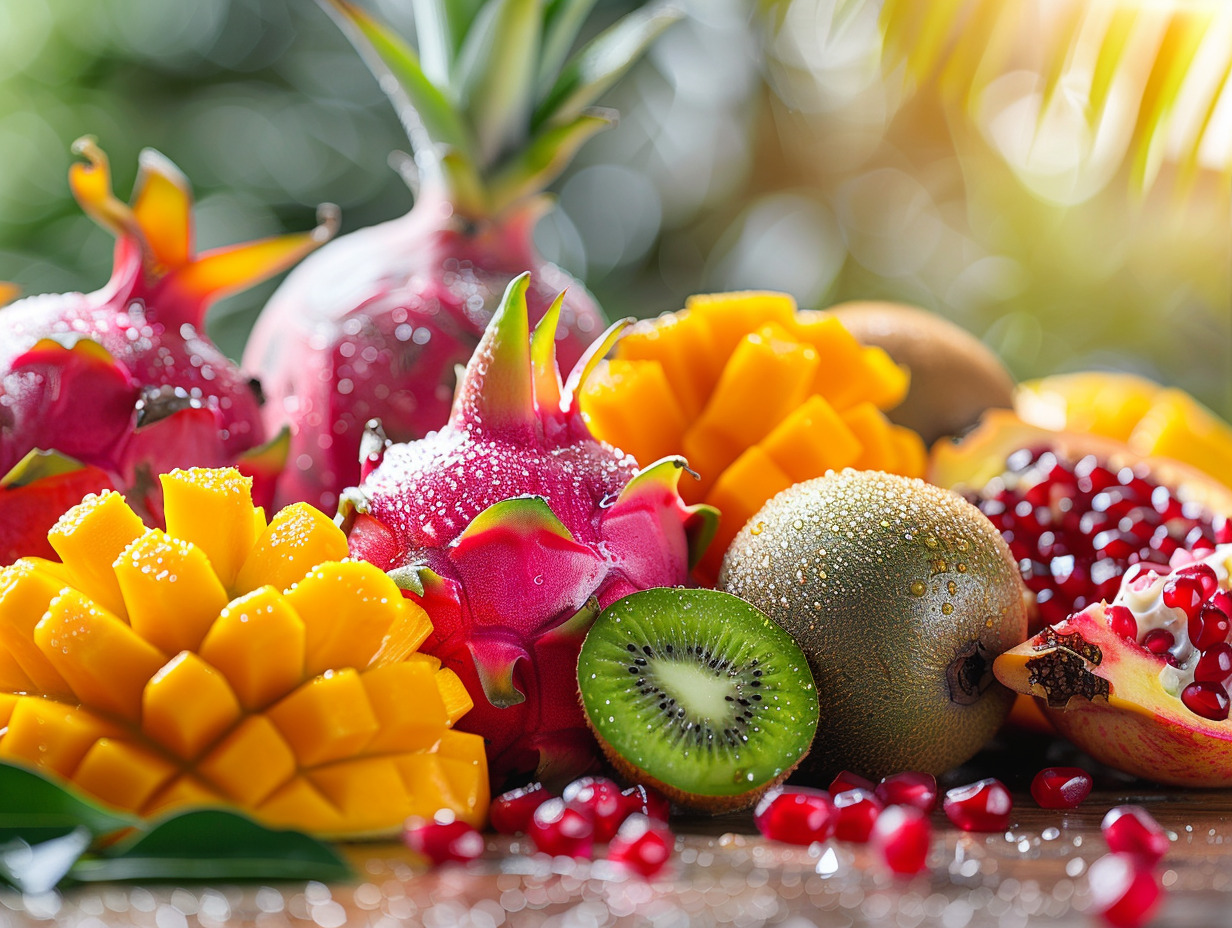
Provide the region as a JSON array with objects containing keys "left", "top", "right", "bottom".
[
  {"left": 830, "top": 301, "right": 1015, "bottom": 445},
  {"left": 718, "top": 469, "right": 1028, "bottom": 783}
]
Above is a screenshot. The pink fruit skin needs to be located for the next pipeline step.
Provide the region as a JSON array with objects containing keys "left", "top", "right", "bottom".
[
  {"left": 244, "top": 193, "right": 606, "bottom": 513},
  {"left": 344, "top": 274, "right": 715, "bottom": 787}
]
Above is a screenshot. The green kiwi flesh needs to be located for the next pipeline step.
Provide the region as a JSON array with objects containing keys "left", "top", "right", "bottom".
[{"left": 577, "top": 588, "right": 819, "bottom": 813}]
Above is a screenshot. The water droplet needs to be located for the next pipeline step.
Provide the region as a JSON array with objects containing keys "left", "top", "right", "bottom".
[
  {"left": 941, "top": 603, "right": 954, "bottom": 615},
  {"left": 910, "top": 580, "right": 926, "bottom": 596}
]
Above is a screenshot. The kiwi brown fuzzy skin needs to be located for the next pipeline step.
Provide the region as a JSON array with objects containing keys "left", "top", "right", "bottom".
[
  {"left": 718, "top": 469, "right": 1028, "bottom": 784},
  {"left": 829, "top": 301, "right": 1015, "bottom": 445}
]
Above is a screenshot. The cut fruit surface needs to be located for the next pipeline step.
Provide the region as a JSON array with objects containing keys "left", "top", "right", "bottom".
[
  {"left": 578, "top": 292, "right": 924, "bottom": 583},
  {"left": 0, "top": 466, "right": 488, "bottom": 837}
]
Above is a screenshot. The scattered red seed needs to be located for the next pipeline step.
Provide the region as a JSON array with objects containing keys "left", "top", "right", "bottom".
[
  {"left": 621, "top": 784, "right": 671, "bottom": 823},
  {"left": 528, "top": 797, "right": 594, "bottom": 859},
  {"left": 832, "top": 788, "right": 883, "bottom": 843},
  {"left": 561, "top": 776, "right": 629, "bottom": 842},
  {"left": 1141, "top": 629, "right": 1174, "bottom": 657},
  {"left": 1101, "top": 805, "right": 1169, "bottom": 867},
  {"left": 1030, "top": 767, "right": 1093, "bottom": 809},
  {"left": 489, "top": 782, "right": 551, "bottom": 835},
  {"left": 403, "top": 814, "right": 485, "bottom": 865},
  {"left": 829, "top": 770, "right": 875, "bottom": 794},
  {"left": 1088, "top": 853, "right": 1164, "bottom": 928},
  {"left": 753, "top": 787, "right": 837, "bottom": 845},
  {"left": 871, "top": 805, "right": 931, "bottom": 876},
  {"left": 875, "top": 771, "right": 938, "bottom": 814},
  {"left": 607, "top": 814, "right": 674, "bottom": 877},
  {"left": 1180, "top": 680, "right": 1230, "bottom": 721},
  {"left": 942, "top": 778, "right": 1013, "bottom": 832}
]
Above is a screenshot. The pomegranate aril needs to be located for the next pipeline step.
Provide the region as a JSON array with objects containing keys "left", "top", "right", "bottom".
[
  {"left": 829, "top": 770, "right": 874, "bottom": 794},
  {"left": 871, "top": 805, "right": 931, "bottom": 876},
  {"left": 404, "top": 815, "right": 485, "bottom": 865},
  {"left": 561, "top": 776, "right": 628, "bottom": 842},
  {"left": 1163, "top": 574, "right": 1206, "bottom": 620},
  {"left": 621, "top": 784, "right": 671, "bottom": 823},
  {"left": 753, "top": 787, "right": 837, "bottom": 845},
  {"left": 1211, "top": 589, "right": 1232, "bottom": 617},
  {"left": 607, "top": 814, "right": 674, "bottom": 877},
  {"left": 1175, "top": 562, "right": 1219, "bottom": 598},
  {"left": 1188, "top": 602, "right": 1231, "bottom": 651},
  {"left": 1088, "top": 853, "right": 1164, "bottom": 928},
  {"left": 1142, "top": 629, "right": 1174, "bottom": 656},
  {"left": 832, "top": 788, "right": 883, "bottom": 843},
  {"left": 1195, "top": 642, "right": 1232, "bottom": 685},
  {"left": 1030, "top": 766, "right": 1093, "bottom": 809},
  {"left": 490, "top": 782, "right": 550, "bottom": 835},
  {"left": 1101, "top": 805, "right": 1169, "bottom": 866},
  {"left": 1181, "top": 680, "right": 1230, "bottom": 721},
  {"left": 1105, "top": 605, "right": 1138, "bottom": 641},
  {"left": 529, "top": 798, "right": 594, "bottom": 858},
  {"left": 875, "top": 771, "right": 938, "bottom": 814},
  {"left": 942, "top": 778, "right": 1013, "bottom": 832}
]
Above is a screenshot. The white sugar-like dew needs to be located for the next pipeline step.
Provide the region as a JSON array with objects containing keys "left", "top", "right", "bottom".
[{"left": 654, "top": 661, "right": 736, "bottom": 722}]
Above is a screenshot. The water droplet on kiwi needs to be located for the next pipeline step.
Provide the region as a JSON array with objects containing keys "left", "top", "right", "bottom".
[
  {"left": 909, "top": 580, "right": 927, "bottom": 596},
  {"left": 948, "top": 581, "right": 958, "bottom": 595},
  {"left": 925, "top": 536, "right": 938, "bottom": 548},
  {"left": 942, "top": 603, "right": 954, "bottom": 615}
]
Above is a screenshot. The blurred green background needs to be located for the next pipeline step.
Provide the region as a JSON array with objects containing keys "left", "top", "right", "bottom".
[{"left": 1, "top": 0, "right": 1228, "bottom": 416}]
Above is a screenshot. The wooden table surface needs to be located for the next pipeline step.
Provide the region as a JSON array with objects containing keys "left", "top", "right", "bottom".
[{"left": 2, "top": 737, "right": 1229, "bottom": 928}]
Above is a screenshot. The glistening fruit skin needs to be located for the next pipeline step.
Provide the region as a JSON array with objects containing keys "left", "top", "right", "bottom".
[
  {"left": 830, "top": 301, "right": 1015, "bottom": 445},
  {"left": 0, "top": 140, "right": 333, "bottom": 563},
  {"left": 576, "top": 588, "right": 819, "bottom": 814},
  {"left": 719, "top": 470, "right": 1027, "bottom": 783},
  {"left": 342, "top": 275, "right": 716, "bottom": 788},
  {"left": 0, "top": 467, "right": 487, "bottom": 838}
]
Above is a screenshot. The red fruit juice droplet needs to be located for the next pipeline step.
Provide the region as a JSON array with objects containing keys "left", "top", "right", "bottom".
[
  {"left": 529, "top": 797, "right": 595, "bottom": 859},
  {"left": 403, "top": 815, "right": 485, "bottom": 865},
  {"left": 942, "top": 778, "right": 1013, "bottom": 832},
  {"left": 875, "top": 771, "right": 938, "bottom": 814},
  {"left": 1101, "top": 805, "right": 1170, "bottom": 867},
  {"left": 607, "top": 814, "right": 674, "bottom": 878},
  {"left": 753, "top": 787, "right": 837, "bottom": 845},
  {"left": 1030, "top": 767, "right": 1093, "bottom": 809},
  {"left": 1088, "top": 853, "right": 1164, "bottom": 928},
  {"left": 490, "top": 782, "right": 550, "bottom": 835},
  {"left": 832, "top": 788, "right": 883, "bottom": 843},
  {"left": 871, "top": 805, "right": 931, "bottom": 876}
]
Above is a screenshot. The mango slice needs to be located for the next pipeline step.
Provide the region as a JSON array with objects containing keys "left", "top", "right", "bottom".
[
  {"left": 0, "top": 466, "right": 488, "bottom": 837},
  {"left": 579, "top": 292, "right": 926, "bottom": 582}
]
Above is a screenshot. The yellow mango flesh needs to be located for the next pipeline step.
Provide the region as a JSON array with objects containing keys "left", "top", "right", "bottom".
[
  {"left": 580, "top": 292, "right": 923, "bottom": 582},
  {"left": 0, "top": 466, "right": 487, "bottom": 838}
]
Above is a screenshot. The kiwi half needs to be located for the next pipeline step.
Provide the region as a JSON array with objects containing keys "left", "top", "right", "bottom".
[{"left": 577, "top": 588, "right": 819, "bottom": 813}]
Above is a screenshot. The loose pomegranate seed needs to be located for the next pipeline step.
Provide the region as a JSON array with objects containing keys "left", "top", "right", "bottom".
[
  {"left": 561, "top": 776, "right": 629, "bottom": 842},
  {"left": 1101, "top": 805, "right": 1169, "bottom": 866},
  {"left": 621, "top": 784, "right": 671, "bottom": 823},
  {"left": 832, "top": 788, "right": 883, "bottom": 842},
  {"left": 875, "top": 771, "right": 938, "bottom": 814},
  {"left": 1030, "top": 767, "right": 1093, "bottom": 809},
  {"left": 829, "top": 770, "right": 875, "bottom": 794},
  {"left": 1088, "top": 853, "right": 1164, "bottom": 928},
  {"left": 1189, "top": 602, "right": 1231, "bottom": 651},
  {"left": 871, "top": 805, "right": 931, "bottom": 876},
  {"left": 1181, "top": 680, "right": 1230, "bottom": 721},
  {"left": 753, "top": 787, "right": 837, "bottom": 845},
  {"left": 606, "top": 814, "right": 674, "bottom": 877},
  {"left": 1142, "top": 629, "right": 1174, "bottom": 656},
  {"left": 528, "top": 798, "right": 594, "bottom": 858},
  {"left": 942, "top": 778, "right": 1013, "bottom": 832},
  {"left": 490, "top": 782, "right": 551, "bottom": 835},
  {"left": 1105, "top": 605, "right": 1138, "bottom": 641},
  {"left": 1194, "top": 642, "right": 1232, "bottom": 685},
  {"left": 404, "top": 814, "right": 485, "bottom": 865}
]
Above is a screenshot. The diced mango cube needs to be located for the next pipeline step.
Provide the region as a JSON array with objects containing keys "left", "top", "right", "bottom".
[
  {"left": 196, "top": 714, "right": 297, "bottom": 806},
  {"left": 34, "top": 589, "right": 168, "bottom": 722},
  {"left": 686, "top": 292, "right": 799, "bottom": 361},
  {"left": 256, "top": 777, "right": 344, "bottom": 835},
  {"left": 142, "top": 651, "right": 242, "bottom": 760},
  {"left": 618, "top": 313, "right": 716, "bottom": 419},
  {"left": 578, "top": 359, "right": 688, "bottom": 467},
  {"left": 308, "top": 757, "right": 410, "bottom": 833},
  {"left": 0, "top": 698, "right": 118, "bottom": 777},
  {"left": 0, "top": 561, "right": 74, "bottom": 697},
  {"left": 267, "top": 668, "right": 379, "bottom": 768},
  {"left": 0, "top": 692, "right": 17, "bottom": 726},
  {"left": 888, "top": 423, "right": 928, "bottom": 478},
  {"left": 842, "top": 402, "right": 896, "bottom": 470},
  {"left": 283, "top": 561, "right": 403, "bottom": 677},
  {"left": 699, "top": 446, "right": 796, "bottom": 583},
  {"left": 759, "top": 393, "right": 862, "bottom": 483},
  {"left": 114, "top": 531, "right": 228, "bottom": 654},
  {"left": 142, "top": 775, "right": 227, "bottom": 818},
  {"left": 394, "top": 749, "right": 488, "bottom": 828},
  {"left": 46, "top": 491, "right": 144, "bottom": 620},
  {"left": 361, "top": 661, "right": 449, "bottom": 754},
  {"left": 371, "top": 599, "right": 434, "bottom": 668},
  {"left": 160, "top": 468, "right": 258, "bottom": 591},
  {"left": 435, "top": 667, "right": 473, "bottom": 726},
  {"left": 198, "top": 586, "right": 305, "bottom": 710},
  {"left": 73, "top": 737, "right": 177, "bottom": 811},
  {"left": 234, "top": 503, "right": 349, "bottom": 596},
  {"left": 859, "top": 345, "right": 910, "bottom": 410}
]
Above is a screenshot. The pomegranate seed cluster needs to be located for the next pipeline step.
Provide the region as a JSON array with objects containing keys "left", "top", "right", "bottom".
[
  {"left": 971, "top": 448, "right": 1231, "bottom": 625},
  {"left": 1110, "top": 546, "right": 1232, "bottom": 721}
]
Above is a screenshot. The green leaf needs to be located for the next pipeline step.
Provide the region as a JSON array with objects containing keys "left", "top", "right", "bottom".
[
  {"left": 456, "top": 0, "right": 542, "bottom": 165},
  {"left": 0, "top": 763, "right": 138, "bottom": 844},
  {"left": 0, "top": 830, "right": 92, "bottom": 894},
  {"left": 487, "top": 111, "right": 612, "bottom": 215},
  {"left": 0, "top": 448, "right": 88, "bottom": 490},
  {"left": 70, "top": 810, "right": 351, "bottom": 884},
  {"left": 534, "top": 2, "right": 683, "bottom": 129},
  {"left": 536, "top": 0, "right": 597, "bottom": 97}
]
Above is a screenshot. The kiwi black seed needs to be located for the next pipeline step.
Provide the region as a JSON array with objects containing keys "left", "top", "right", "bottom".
[
  {"left": 576, "top": 588, "right": 819, "bottom": 813},
  {"left": 718, "top": 469, "right": 1028, "bottom": 783}
]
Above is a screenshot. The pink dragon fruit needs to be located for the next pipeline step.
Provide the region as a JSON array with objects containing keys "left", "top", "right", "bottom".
[
  {"left": 342, "top": 273, "right": 717, "bottom": 787},
  {"left": 242, "top": 0, "right": 679, "bottom": 513},
  {"left": 0, "top": 138, "right": 335, "bottom": 564}
]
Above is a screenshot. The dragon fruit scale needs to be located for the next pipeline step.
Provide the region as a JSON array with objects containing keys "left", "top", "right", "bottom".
[
  {"left": 341, "top": 273, "right": 718, "bottom": 787},
  {"left": 0, "top": 138, "right": 336, "bottom": 564}
]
